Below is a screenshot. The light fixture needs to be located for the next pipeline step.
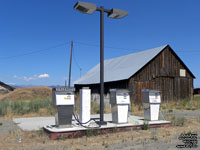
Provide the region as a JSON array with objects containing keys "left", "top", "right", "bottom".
[
  {"left": 74, "top": 1, "right": 96, "bottom": 14},
  {"left": 108, "top": 8, "right": 128, "bottom": 19}
]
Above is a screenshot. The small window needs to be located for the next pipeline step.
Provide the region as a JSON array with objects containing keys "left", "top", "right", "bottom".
[{"left": 180, "top": 69, "right": 186, "bottom": 77}]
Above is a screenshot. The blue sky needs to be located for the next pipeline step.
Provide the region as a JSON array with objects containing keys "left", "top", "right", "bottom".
[{"left": 0, "top": 0, "right": 199, "bottom": 88}]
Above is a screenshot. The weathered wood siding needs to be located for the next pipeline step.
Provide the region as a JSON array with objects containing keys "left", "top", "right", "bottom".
[
  {"left": 75, "top": 80, "right": 128, "bottom": 106},
  {"left": 75, "top": 79, "right": 128, "bottom": 94},
  {"left": 128, "top": 46, "right": 194, "bottom": 104}
]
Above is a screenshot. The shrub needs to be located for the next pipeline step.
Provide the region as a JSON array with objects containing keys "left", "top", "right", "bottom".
[
  {"left": 161, "top": 105, "right": 166, "bottom": 109},
  {"left": 168, "top": 109, "right": 173, "bottom": 113},
  {"left": 86, "top": 130, "right": 93, "bottom": 137},
  {"left": 0, "top": 98, "right": 55, "bottom": 116},
  {"left": 183, "top": 98, "right": 190, "bottom": 107},
  {"left": 93, "top": 129, "right": 99, "bottom": 136},
  {"left": 141, "top": 121, "right": 149, "bottom": 130},
  {"left": 91, "top": 101, "right": 100, "bottom": 114},
  {"left": 38, "top": 128, "right": 45, "bottom": 137},
  {"left": 112, "top": 127, "right": 117, "bottom": 133},
  {"left": 171, "top": 116, "right": 186, "bottom": 126}
]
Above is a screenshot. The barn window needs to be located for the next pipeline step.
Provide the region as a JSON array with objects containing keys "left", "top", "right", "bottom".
[{"left": 180, "top": 69, "right": 186, "bottom": 77}]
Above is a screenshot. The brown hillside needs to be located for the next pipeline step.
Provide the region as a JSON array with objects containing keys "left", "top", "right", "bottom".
[{"left": 0, "top": 86, "right": 52, "bottom": 101}]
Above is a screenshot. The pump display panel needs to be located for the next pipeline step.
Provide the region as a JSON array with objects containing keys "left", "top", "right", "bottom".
[
  {"left": 56, "top": 94, "right": 75, "bottom": 105},
  {"left": 149, "top": 92, "right": 161, "bottom": 103}
]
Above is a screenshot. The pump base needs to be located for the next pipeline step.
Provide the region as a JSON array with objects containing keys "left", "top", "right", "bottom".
[{"left": 95, "top": 121, "right": 107, "bottom": 126}]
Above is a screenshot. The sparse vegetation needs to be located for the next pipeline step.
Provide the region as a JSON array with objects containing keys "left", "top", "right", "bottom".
[
  {"left": 151, "top": 129, "right": 158, "bottom": 141},
  {"left": 102, "top": 141, "right": 109, "bottom": 148},
  {"left": 168, "top": 109, "right": 173, "bottom": 113},
  {"left": 94, "top": 129, "right": 99, "bottom": 136},
  {"left": 112, "top": 127, "right": 117, "bottom": 133},
  {"left": 59, "top": 136, "right": 67, "bottom": 140},
  {"left": 0, "top": 122, "right": 2, "bottom": 126},
  {"left": 0, "top": 98, "right": 55, "bottom": 116},
  {"left": 141, "top": 120, "right": 149, "bottom": 130},
  {"left": 74, "top": 94, "right": 110, "bottom": 114},
  {"left": 86, "top": 129, "right": 93, "bottom": 137},
  {"left": 91, "top": 101, "right": 100, "bottom": 114},
  {"left": 0, "top": 87, "right": 111, "bottom": 117},
  {"left": 151, "top": 135, "right": 158, "bottom": 141},
  {"left": 171, "top": 116, "right": 186, "bottom": 126},
  {"left": 166, "top": 131, "right": 170, "bottom": 137},
  {"left": 0, "top": 87, "right": 55, "bottom": 116},
  {"left": 161, "top": 95, "right": 200, "bottom": 111},
  {"left": 38, "top": 128, "right": 45, "bottom": 137},
  {"left": 85, "top": 129, "right": 100, "bottom": 137}
]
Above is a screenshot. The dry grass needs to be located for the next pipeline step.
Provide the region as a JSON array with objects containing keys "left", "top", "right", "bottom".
[
  {"left": 0, "top": 98, "right": 55, "bottom": 118},
  {"left": 75, "top": 94, "right": 111, "bottom": 115},
  {"left": 0, "top": 115, "right": 199, "bottom": 150},
  {"left": 0, "top": 87, "right": 54, "bottom": 118},
  {"left": 161, "top": 95, "right": 200, "bottom": 111},
  {"left": 0, "top": 90, "right": 200, "bottom": 149},
  {"left": 0, "top": 87, "right": 52, "bottom": 101}
]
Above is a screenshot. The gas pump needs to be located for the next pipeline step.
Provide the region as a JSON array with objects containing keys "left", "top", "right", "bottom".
[
  {"left": 110, "top": 89, "right": 130, "bottom": 124},
  {"left": 52, "top": 86, "right": 75, "bottom": 127}
]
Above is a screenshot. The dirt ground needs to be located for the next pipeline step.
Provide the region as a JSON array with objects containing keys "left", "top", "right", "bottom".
[{"left": 0, "top": 110, "right": 200, "bottom": 150}]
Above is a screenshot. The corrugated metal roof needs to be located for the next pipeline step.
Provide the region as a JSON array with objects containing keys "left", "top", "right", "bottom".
[
  {"left": 74, "top": 45, "right": 167, "bottom": 85},
  {"left": 0, "top": 81, "right": 15, "bottom": 91}
]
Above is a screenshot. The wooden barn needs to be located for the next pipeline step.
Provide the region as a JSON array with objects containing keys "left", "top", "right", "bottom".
[
  {"left": 194, "top": 88, "right": 200, "bottom": 95},
  {"left": 74, "top": 45, "right": 195, "bottom": 104}
]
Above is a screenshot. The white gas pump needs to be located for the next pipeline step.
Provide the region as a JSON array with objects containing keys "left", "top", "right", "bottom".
[
  {"left": 79, "top": 87, "right": 91, "bottom": 124},
  {"left": 52, "top": 87, "right": 75, "bottom": 127},
  {"left": 110, "top": 89, "right": 130, "bottom": 124},
  {"left": 142, "top": 89, "right": 161, "bottom": 121}
]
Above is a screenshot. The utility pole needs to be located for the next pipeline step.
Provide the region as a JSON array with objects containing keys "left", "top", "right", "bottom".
[
  {"left": 65, "top": 80, "right": 67, "bottom": 87},
  {"left": 68, "top": 40, "right": 73, "bottom": 88},
  {"left": 80, "top": 68, "right": 82, "bottom": 77}
]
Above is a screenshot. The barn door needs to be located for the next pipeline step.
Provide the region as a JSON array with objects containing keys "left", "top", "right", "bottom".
[{"left": 159, "top": 77, "right": 174, "bottom": 102}]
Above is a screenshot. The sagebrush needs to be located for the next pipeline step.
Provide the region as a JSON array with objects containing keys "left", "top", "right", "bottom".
[{"left": 0, "top": 98, "right": 55, "bottom": 116}]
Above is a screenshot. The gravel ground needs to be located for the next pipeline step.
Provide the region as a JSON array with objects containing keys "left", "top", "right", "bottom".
[
  {"left": 0, "top": 110, "right": 200, "bottom": 150},
  {"left": 134, "top": 109, "right": 200, "bottom": 118},
  {"left": 0, "top": 117, "right": 19, "bottom": 134},
  {"left": 166, "top": 109, "right": 200, "bottom": 117},
  {"left": 108, "top": 130, "right": 200, "bottom": 150}
]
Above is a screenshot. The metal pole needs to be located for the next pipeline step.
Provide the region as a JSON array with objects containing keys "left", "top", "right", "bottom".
[
  {"left": 100, "top": 7, "right": 104, "bottom": 123},
  {"left": 68, "top": 40, "right": 73, "bottom": 88}
]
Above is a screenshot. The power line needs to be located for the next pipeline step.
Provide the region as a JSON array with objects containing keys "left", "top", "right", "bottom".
[
  {"left": 74, "top": 41, "right": 200, "bottom": 53},
  {"left": 0, "top": 41, "right": 71, "bottom": 60},
  {"left": 74, "top": 41, "right": 136, "bottom": 51},
  {"left": 1, "top": 40, "right": 199, "bottom": 62}
]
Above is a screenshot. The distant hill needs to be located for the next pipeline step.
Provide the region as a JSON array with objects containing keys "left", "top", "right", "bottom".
[
  {"left": 0, "top": 86, "right": 52, "bottom": 101},
  {"left": 13, "top": 85, "right": 58, "bottom": 88}
]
